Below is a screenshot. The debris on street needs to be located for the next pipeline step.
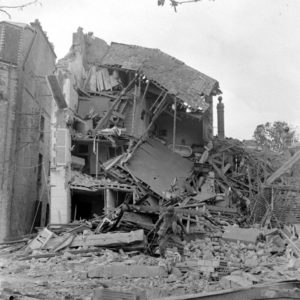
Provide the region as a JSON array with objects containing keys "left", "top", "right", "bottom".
[{"left": 1, "top": 22, "right": 300, "bottom": 300}]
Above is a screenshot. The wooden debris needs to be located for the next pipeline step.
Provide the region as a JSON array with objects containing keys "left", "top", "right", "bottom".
[
  {"left": 70, "top": 229, "right": 145, "bottom": 248},
  {"left": 266, "top": 150, "right": 300, "bottom": 185},
  {"left": 25, "top": 228, "right": 54, "bottom": 251}
]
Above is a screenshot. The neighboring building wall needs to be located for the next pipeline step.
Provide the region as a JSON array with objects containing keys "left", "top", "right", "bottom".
[
  {"left": 0, "top": 64, "right": 18, "bottom": 240},
  {"left": 0, "top": 21, "right": 56, "bottom": 241}
]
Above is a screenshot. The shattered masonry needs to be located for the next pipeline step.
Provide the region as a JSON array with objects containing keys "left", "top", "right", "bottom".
[{"left": 1, "top": 22, "right": 300, "bottom": 299}]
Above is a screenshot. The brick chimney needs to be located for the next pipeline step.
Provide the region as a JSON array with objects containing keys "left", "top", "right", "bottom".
[{"left": 217, "top": 96, "right": 225, "bottom": 139}]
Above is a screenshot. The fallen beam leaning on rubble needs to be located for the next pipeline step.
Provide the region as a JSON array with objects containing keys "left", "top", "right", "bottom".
[
  {"left": 127, "top": 205, "right": 206, "bottom": 218},
  {"left": 266, "top": 150, "right": 300, "bottom": 185}
]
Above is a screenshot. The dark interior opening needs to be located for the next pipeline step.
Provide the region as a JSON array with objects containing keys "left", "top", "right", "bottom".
[
  {"left": 71, "top": 190, "right": 105, "bottom": 221},
  {"left": 71, "top": 189, "right": 132, "bottom": 221}
]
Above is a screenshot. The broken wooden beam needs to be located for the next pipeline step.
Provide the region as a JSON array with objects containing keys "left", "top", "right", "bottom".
[
  {"left": 47, "top": 75, "right": 68, "bottom": 109},
  {"left": 127, "top": 205, "right": 207, "bottom": 218},
  {"left": 70, "top": 229, "right": 145, "bottom": 248},
  {"left": 266, "top": 150, "right": 300, "bottom": 185},
  {"left": 95, "top": 75, "right": 137, "bottom": 130}
]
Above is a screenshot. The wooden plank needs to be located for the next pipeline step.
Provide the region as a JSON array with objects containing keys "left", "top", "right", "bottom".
[
  {"left": 53, "top": 233, "right": 74, "bottom": 252},
  {"left": 266, "top": 150, "right": 300, "bottom": 185},
  {"left": 128, "top": 205, "right": 206, "bottom": 218},
  {"left": 120, "top": 212, "right": 154, "bottom": 231},
  {"left": 222, "top": 163, "right": 231, "bottom": 174},
  {"left": 186, "top": 214, "right": 191, "bottom": 233},
  {"left": 95, "top": 76, "right": 137, "bottom": 130},
  {"left": 47, "top": 75, "right": 67, "bottom": 109},
  {"left": 172, "top": 97, "right": 177, "bottom": 152},
  {"left": 70, "top": 229, "right": 145, "bottom": 248}
]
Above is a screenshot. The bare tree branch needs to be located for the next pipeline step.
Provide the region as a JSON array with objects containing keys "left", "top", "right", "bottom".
[
  {"left": 0, "top": 8, "right": 11, "bottom": 18},
  {"left": 0, "top": 0, "right": 40, "bottom": 19},
  {"left": 0, "top": 0, "right": 38, "bottom": 9}
]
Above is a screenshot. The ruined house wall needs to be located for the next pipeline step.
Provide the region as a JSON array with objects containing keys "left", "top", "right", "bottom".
[
  {"left": 50, "top": 32, "right": 86, "bottom": 224},
  {"left": 0, "top": 22, "right": 56, "bottom": 240},
  {"left": 0, "top": 64, "right": 18, "bottom": 241},
  {"left": 50, "top": 29, "right": 110, "bottom": 224},
  {"left": 9, "top": 26, "right": 55, "bottom": 238}
]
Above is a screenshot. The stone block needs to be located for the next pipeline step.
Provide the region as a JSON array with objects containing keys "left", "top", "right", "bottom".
[{"left": 222, "top": 226, "right": 260, "bottom": 244}]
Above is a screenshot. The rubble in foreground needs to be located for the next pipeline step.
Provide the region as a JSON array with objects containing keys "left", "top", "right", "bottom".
[
  {"left": 2, "top": 138, "right": 300, "bottom": 299},
  {"left": 1, "top": 229, "right": 300, "bottom": 299}
]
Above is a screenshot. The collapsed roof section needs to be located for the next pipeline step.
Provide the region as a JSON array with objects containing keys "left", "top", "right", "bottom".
[
  {"left": 101, "top": 42, "right": 220, "bottom": 110},
  {"left": 63, "top": 28, "right": 220, "bottom": 112}
]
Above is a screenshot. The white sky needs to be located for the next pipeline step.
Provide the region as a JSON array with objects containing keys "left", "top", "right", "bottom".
[{"left": 3, "top": 0, "right": 300, "bottom": 140}]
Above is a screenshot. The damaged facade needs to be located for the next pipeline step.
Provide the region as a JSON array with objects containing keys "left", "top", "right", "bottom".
[
  {"left": 0, "top": 21, "right": 56, "bottom": 241},
  {"left": 3, "top": 24, "right": 300, "bottom": 300},
  {"left": 49, "top": 27, "right": 223, "bottom": 224}
]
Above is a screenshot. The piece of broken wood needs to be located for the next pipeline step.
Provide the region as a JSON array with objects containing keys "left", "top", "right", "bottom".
[
  {"left": 266, "top": 150, "right": 300, "bottom": 185},
  {"left": 70, "top": 229, "right": 145, "bottom": 248}
]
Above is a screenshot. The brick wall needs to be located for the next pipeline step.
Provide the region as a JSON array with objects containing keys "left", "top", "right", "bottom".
[
  {"left": 0, "top": 64, "right": 18, "bottom": 240},
  {"left": 0, "top": 21, "right": 56, "bottom": 240}
]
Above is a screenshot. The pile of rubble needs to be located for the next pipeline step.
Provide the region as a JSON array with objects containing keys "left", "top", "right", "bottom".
[
  {"left": 1, "top": 226, "right": 300, "bottom": 299},
  {"left": 2, "top": 138, "right": 300, "bottom": 299}
]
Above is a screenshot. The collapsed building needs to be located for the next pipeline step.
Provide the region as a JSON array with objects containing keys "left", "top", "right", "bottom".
[
  {"left": 0, "top": 20, "right": 56, "bottom": 242},
  {"left": 49, "top": 27, "right": 224, "bottom": 225},
  {"left": 3, "top": 23, "right": 300, "bottom": 300}
]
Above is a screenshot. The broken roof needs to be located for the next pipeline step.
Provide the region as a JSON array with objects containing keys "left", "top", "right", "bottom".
[{"left": 101, "top": 42, "right": 219, "bottom": 110}]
